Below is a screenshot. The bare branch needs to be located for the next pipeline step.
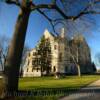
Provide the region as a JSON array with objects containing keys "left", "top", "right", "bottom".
[
  {"left": 31, "top": 4, "right": 56, "bottom": 11},
  {"left": 54, "top": 0, "right": 100, "bottom": 20},
  {"left": 0, "top": 49, "right": 6, "bottom": 71},
  {"left": 29, "top": 0, "right": 100, "bottom": 22},
  {"left": 71, "top": 0, "right": 100, "bottom": 20},
  {"left": 54, "top": 5, "right": 71, "bottom": 19},
  {"left": 30, "top": 3, "right": 58, "bottom": 34},
  {"left": 30, "top": 1, "right": 72, "bottom": 19},
  {"left": 37, "top": 9, "right": 58, "bottom": 35},
  {"left": 4, "top": 0, "right": 100, "bottom": 20},
  {"left": 83, "top": 10, "right": 100, "bottom": 14},
  {"left": 5, "top": 0, "right": 20, "bottom": 7}
]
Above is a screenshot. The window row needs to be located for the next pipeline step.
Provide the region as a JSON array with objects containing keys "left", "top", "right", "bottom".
[{"left": 27, "top": 68, "right": 40, "bottom": 72}]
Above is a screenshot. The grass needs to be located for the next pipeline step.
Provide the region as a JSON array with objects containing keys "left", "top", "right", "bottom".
[
  {"left": 19, "top": 75, "right": 100, "bottom": 90},
  {"left": 0, "top": 75, "right": 100, "bottom": 100},
  {"left": 18, "top": 75, "right": 100, "bottom": 99}
]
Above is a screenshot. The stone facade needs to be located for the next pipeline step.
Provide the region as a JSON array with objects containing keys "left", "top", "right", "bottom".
[{"left": 23, "top": 29, "right": 96, "bottom": 77}]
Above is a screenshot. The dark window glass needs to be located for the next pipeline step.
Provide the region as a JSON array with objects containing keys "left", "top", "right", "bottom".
[
  {"left": 54, "top": 45, "right": 57, "bottom": 50},
  {"left": 53, "top": 66, "right": 56, "bottom": 72},
  {"left": 27, "top": 68, "right": 28, "bottom": 72}
]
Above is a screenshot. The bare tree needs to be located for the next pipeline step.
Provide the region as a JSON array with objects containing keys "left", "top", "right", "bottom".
[
  {"left": 68, "top": 36, "right": 80, "bottom": 77},
  {"left": 19, "top": 44, "right": 30, "bottom": 77},
  {"left": 0, "top": 35, "right": 9, "bottom": 71},
  {"left": 95, "top": 53, "right": 100, "bottom": 66},
  {"left": 1, "top": 0, "right": 100, "bottom": 98},
  {"left": 21, "top": 44, "right": 30, "bottom": 67}
]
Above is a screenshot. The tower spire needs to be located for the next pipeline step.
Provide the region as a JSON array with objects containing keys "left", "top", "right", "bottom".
[{"left": 60, "top": 27, "right": 66, "bottom": 38}]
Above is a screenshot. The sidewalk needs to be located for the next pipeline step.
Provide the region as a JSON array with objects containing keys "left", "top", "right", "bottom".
[{"left": 59, "top": 79, "right": 100, "bottom": 100}]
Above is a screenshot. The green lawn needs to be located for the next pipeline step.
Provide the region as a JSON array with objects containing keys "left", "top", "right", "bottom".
[
  {"left": 18, "top": 75, "right": 100, "bottom": 100},
  {"left": 0, "top": 75, "right": 100, "bottom": 100},
  {"left": 19, "top": 75, "right": 100, "bottom": 90}
]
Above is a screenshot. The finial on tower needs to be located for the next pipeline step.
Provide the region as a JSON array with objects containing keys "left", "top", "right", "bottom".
[{"left": 60, "top": 27, "right": 66, "bottom": 38}]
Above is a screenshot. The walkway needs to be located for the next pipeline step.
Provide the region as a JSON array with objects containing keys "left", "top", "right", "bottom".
[{"left": 59, "top": 79, "right": 100, "bottom": 100}]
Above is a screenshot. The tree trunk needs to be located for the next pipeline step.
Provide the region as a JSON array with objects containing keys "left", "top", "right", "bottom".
[
  {"left": 2, "top": 8, "right": 30, "bottom": 97},
  {"left": 77, "top": 64, "right": 81, "bottom": 77}
]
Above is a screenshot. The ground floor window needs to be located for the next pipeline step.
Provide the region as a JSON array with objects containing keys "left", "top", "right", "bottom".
[
  {"left": 53, "top": 66, "right": 56, "bottom": 72},
  {"left": 37, "top": 68, "right": 39, "bottom": 72},
  {"left": 27, "top": 68, "right": 28, "bottom": 72},
  {"left": 32, "top": 68, "right": 34, "bottom": 72}
]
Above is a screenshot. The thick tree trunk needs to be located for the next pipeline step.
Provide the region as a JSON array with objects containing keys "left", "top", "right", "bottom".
[{"left": 2, "top": 8, "right": 30, "bottom": 97}]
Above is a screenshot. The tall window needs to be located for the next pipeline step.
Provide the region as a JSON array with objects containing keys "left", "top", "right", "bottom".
[
  {"left": 28, "top": 60, "right": 30, "bottom": 65},
  {"left": 53, "top": 66, "right": 56, "bottom": 72},
  {"left": 27, "top": 68, "right": 28, "bottom": 72},
  {"left": 54, "top": 45, "right": 57, "bottom": 50},
  {"left": 28, "top": 53, "right": 30, "bottom": 57},
  {"left": 33, "top": 52, "right": 36, "bottom": 56},
  {"left": 37, "top": 68, "right": 39, "bottom": 72},
  {"left": 59, "top": 53, "right": 62, "bottom": 62},
  {"left": 46, "top": 38, "right": 49, "bottom": 41},
  {"left": 32, "top": 60, "right": 36, "bottom": 65},
  {"left": 32, "top": 68, "right": 34, "bottom": 72}
]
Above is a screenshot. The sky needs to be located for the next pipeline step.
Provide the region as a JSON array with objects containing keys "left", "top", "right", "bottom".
[{"left": 0, "top": 1, "right": 100, "bottom": 69}]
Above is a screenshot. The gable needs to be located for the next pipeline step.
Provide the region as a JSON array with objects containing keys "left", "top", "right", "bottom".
[{"left": 43, "top": 29, "right": 55, "bottom": 39}]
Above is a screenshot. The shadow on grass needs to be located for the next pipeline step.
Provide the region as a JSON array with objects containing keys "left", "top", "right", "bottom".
[
  {"left": 0, "top": 88, "right": 79, "bottom": 100},
  {"left": 2, "top": 87, "right": 100, "bottom": 100}
]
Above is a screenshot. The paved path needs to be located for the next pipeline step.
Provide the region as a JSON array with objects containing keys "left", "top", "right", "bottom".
[{"left": 59, "top": 79, "right": 100, "bottom": 100}]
